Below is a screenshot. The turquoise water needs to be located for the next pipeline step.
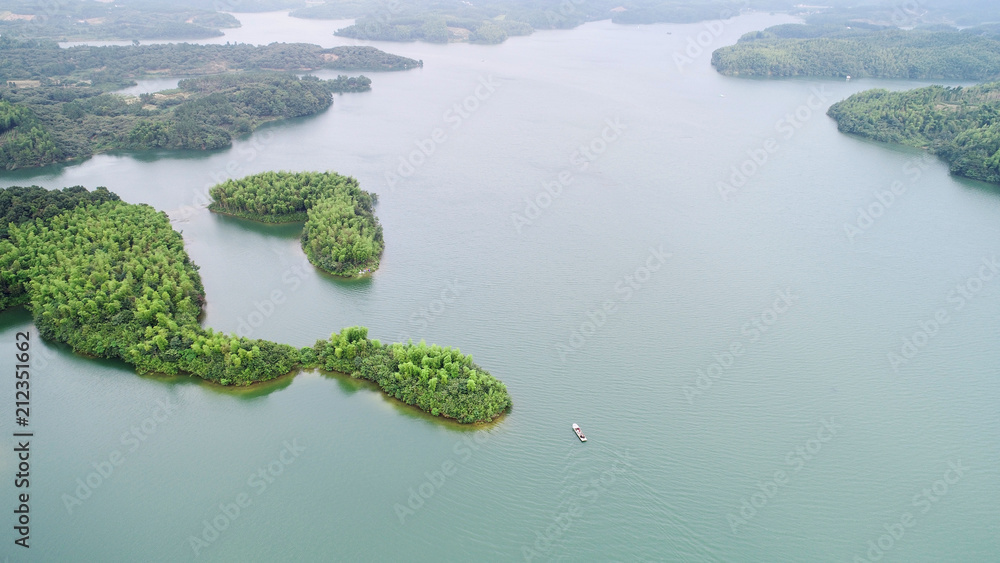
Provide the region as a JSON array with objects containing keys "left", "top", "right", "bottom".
[{"left": 3, "top": 11, "right": 999, "bottom": 562}]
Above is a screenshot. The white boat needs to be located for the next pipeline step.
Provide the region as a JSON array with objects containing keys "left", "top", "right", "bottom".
[{"left": 572, "top": 423, "right": 587, "bottom": 442}]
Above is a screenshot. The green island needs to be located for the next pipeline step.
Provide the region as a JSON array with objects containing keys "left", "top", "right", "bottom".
[
  {"left": 209, "top": 171, "right": 384, "bottom": 276},
  {"left": 1, "top": 0, "right": 761, "bottom": 44},
  {"left": 0, "top": 72, "right": 357, "bottom": 169},
  {"left": 0, "top": 185, "right": 511, "bottom": 423},
  {"left": 827, "top": 82, "right": 1000, "bottom": 185},
  {"left": 0, "top": 39, "right": 419, "bottom": 170},
  {"left": 302, "top": 0, "right": 766, "bottom": 44},
  {"left": 0, "top": 1, "right": 241, "bottom": 41},
  {"left": 711, "top": 24, "right": 1000, "bottom": 80},
  {"left": 0, "top": 39, "right": 421, "bottom": 87},
  {"left": 7, "top": 0, "right": 1000, "bottom": 46}
]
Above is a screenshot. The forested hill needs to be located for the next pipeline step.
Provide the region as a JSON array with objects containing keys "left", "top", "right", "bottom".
[
  {"left": 827, "top": 83, "right": 1000, "bottom": 184},
  {"left": 711, "top": 24, "right": 1000, "bottom": 80},
  {"left": 0, "top": 39, "right": 421, "bottom": 88}
]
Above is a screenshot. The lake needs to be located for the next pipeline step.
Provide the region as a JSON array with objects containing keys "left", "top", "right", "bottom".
[{"left": 4, "top": 10, "right": 999, "bottom": 562}]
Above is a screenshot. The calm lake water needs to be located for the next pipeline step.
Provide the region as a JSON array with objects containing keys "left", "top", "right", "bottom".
[{"left": 5, "top": 11, "right": 1000, "bottom": 562}]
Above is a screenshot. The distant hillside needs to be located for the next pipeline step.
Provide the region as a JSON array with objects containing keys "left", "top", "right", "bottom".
[
  {"left": 712, "top": 24, "right": 1000, "bottom": 80},
  {"left": 0, "top": 39, "right": 420, "bottom": 89},
  {"left": 828, "top": 82, "right": 1000, "bottom": 184}
]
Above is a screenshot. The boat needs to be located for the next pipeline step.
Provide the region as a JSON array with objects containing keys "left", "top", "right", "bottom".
[{"left": 572, "top": 423, "right": 587, "bottom": 442}]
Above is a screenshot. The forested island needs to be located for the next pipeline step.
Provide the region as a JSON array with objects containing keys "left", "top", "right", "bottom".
[
  {"left": 711, "top": 24, "right": 1000, "bottom": 80},
  {"left": 0, "top": 185, "right": 510, "bottom": 423},
  {"left": 0, "top": 73, "right": 358, "bottom": 169},
  {"left": 0, "top": 39, "right": 420, "bottom": 87},
  {"left": 0, "top": 1, "right": 241, "bottom": 41},
  {"left": 0, "top": 39, "right": 418, "bottom": 170},
  {"left": 209, "top": 171, "right": 384, "bottom": 276},
  {"left": 827, "top": 83, "right": 1000, "bottom": 185},
  {"left": 2, "top": 0, "right": 764, "bottom": 44},
  {"left": 308, "top": 0, "right": 769, "bottom": 44},
  {"left": 7, "top": 0, "right": 1000, "bottom": 45}
]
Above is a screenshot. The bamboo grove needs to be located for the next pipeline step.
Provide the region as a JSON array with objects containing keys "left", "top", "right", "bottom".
[
  {"left": 0, "top": 186, "right": 507, "bottom": 422},
  {"left": 209, "top": 171, "right": 384, "bottom": 276}
]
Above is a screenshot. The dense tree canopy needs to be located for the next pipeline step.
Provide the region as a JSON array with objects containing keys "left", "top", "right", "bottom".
[
  {"left": 0, "top": 72, "right": 358, "bottom": 169},
  {"left": 712, "top": 25, "right": 1000, "bottom": 80},
  {"left": 0, "top": 185, "right": 119, "bottom": 239},
  {"left": 319, "top": 0, "right": 766, "bottom": 43},
  {"left": 0, "top": 1, "right": 240, "bottom": 41},
  {"left": 0, "top": 101, "right": 62, "bottom": 169},
  {"left": 828, "top": 83, "right": 1000, "bottom": 184},
  {"left": 209, "top": 171, "right": 384, "bottom": 276},
  {"left": 0, "top": 39, "right": 420, "bottom": 87},
  {"left": 0, "top": 185, "right": 508, "bottom": 422},
  {"left": 0, "top": 195, "right": 299, "bottom": 385},
  {"left": 316, "top": 327, "right": 511, "bottom": 423}
]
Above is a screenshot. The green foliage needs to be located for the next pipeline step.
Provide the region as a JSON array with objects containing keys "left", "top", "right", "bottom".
[
  {"left": 209, "top": 170, "right": 364, "bottom": 221},
  {"left": 0, "top": 193, "right": 298, "bottom": 384},
  {"left": 470, "top": 21, "right": 508, "bottom": 45},
  {"left": 209, "top": 171, "right": 383, "bottom": 276},
  {"left": 1, "top": 186, "right": 508, "bottom": 420},
  {"left": 315, "top": 327, "right": 511, "bottom": 423},
  {"left": 0, "top": 2, "right": 239, "bottom": 41},
  {"left": 0, "top": 38, "right": 419, "bottom": 87},
  {"left": 317, "top": 0, "right": 768, "bottom": 43},
  {"left": 323, "top": 75, "right": 373, "bottom": 93},
  {"left": 0, "top": 73, "right": 344, "bottom": 169},
  {"left": 827, "top": 82, "right": 1000, "bottom": 184},
  {"left": 0, "top": 185, "right": 119, "bottom": 239},
  {"left": 302, "top": 193, "right": 384, "bottom": 275},
  {"left": 712, "top": 25, "right": 1000, "bottom": 80},
  {"left": 317, "top": 46, "right": 422, "bottom": 71},
  {"left": 0, "top": 101, "right": 62, "bottom": 169}
]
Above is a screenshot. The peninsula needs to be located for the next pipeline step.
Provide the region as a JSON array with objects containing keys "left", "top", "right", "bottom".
[
  {"left": 711, "top": 24, "right": 1000, "bottom": 80},
  {"left": 827, "top": 82, "right": 1000, "bottom": 185},
  {"left": 0, "top": 185, "right": 510, "bottom": 423}
]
